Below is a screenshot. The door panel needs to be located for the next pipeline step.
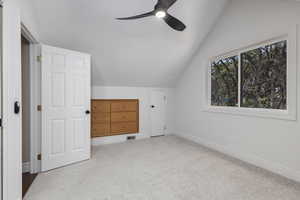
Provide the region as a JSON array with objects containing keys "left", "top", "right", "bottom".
[
  {"left": 72, "top": 75, "right": 85, "bottom": 106},
  {"left": 50, "top": 119, "right": 66, "bottom": 155},
  {"left": 51, "top": 73, "right": 66, "bottom": 107},
  {"left": 41, "top": 45, "right": 91, "bottom": 171},
  {"left": 72, "top": 118, "right": 85, "bottom": 150}
]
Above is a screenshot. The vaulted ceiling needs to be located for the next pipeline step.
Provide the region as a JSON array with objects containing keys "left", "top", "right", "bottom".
[{"left": 31, "top": 0, "right": 228, "bottom": 87}]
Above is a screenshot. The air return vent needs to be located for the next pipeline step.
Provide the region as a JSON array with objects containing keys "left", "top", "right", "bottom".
[{"left": 127, "top": 136, "right": 136, "bottom": 140}]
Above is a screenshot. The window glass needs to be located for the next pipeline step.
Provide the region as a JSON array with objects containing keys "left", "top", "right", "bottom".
[
  {"left": 211, "top": 55, "right": 239, "bottom": 107},
  {"left": 240, "top": 41, "right": 287, "bottom": 110}
]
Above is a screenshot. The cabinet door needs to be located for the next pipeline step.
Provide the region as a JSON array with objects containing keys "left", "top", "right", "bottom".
[
  {"left": 91, "top": 100, "right": 111, "bottom": 137},
  {"left": 111, "top": 101, "right": 137, "bottom": 112},
  {"left": 92, "top": 113, "right": 110, "bottom": 123},
  {"left": 111, "top": 122, "right": 138, "bottom": 135},
  {"left": 92, "top": 123, "right": 111, "bottom": 137},
  {"left": 111, "top": 112, "right": 137, "bottom": 122},
  {"left": 92, "top": 101, "right": 110, "bottom": 113}
]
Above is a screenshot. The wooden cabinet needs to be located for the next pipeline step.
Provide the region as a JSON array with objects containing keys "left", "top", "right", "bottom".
[{"left": 91, "top": 99, "right": 139, "bottom": 138}]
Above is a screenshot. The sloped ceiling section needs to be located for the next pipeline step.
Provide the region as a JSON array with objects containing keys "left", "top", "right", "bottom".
[{"left": 32, "top": 0, "right": 228, "bottom": 87}]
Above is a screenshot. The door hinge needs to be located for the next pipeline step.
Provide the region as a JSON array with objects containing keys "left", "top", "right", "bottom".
[
  {"left": 37, "top": 55, "right": 42, "bottom": 62},
  {"left": 37, "top": 154, "right": 42, "bottom": 161},
  {"left": 37, "top": 105, "right": 42, "bottom": 111},
  {"left": 0, "top": 118, "right": 2, "bottom": 128}
]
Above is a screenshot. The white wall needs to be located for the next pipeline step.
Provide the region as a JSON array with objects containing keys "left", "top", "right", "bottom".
[
  {"left": 3, "top": 0, "right": 22, "bottom": 199},
  {"left": 20, "top": 0, "right": 40, "bottom": 40},
  {"left": 175, "top": 0, "right": 300, "bottom": 182},
  {"left": 92, "top": 86, "right": 175, "bottom": 144},
  {"left": 2, "top": 0, "right": 40, "bottom": 199}
]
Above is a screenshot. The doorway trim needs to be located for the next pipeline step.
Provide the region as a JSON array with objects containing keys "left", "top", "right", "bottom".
[{"left": 21, "top": 23, "right": 41, "bottom": 173}]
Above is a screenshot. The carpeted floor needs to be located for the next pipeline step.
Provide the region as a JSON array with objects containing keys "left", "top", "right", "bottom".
[{"left": 24, "top": 135, "right": 300, "bottom": 200}]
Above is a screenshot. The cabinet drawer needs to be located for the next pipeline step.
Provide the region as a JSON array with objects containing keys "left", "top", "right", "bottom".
[
  {"left": 111, "top": 122, "right": 138, "bottom": 134},
  {"left": 111, "top": 101, "right": 137, "bottom": 112},
  {"left": 92, "top": 123, "right": 110, "bottom": 137},
  {"left": 92, "top": 113, "right": 110, "bottom": 123},
  {"left": 92, "top": 101, "right": 110, "bottom": 113},
  {"left": 111, "top": 112, "right": 137, "bottom": 122}
]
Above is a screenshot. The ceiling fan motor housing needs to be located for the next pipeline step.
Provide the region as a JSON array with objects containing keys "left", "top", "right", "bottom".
[{"left": 116, "top": 0, "right": 186, "bottom": 31}]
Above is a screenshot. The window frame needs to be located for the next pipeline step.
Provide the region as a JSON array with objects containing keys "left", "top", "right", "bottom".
[{"left": 204, "top": 32, "right": 297, "bottom": 121}]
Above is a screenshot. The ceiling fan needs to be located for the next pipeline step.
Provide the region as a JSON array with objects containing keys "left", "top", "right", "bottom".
[{"left": 116, "top": 0, "right": 186, "bottom": 31}]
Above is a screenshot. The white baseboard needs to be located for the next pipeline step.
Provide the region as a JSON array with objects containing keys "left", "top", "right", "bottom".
[
  {"left": 174, "top": 132, "right": 300, "bottom": 183},
  {"left": 22, "top": 162, "right": 30, "bottom": 173},
  {"left": 92, "top": 133, "right": 149, "bottom": 146}
]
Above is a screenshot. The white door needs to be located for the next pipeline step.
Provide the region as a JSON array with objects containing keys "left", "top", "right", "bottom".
[
  {"left": 41, "top": 45, "right": 91, "bottom": 171},
  {"left": 150, "top": 91, "right": 166, "bottom": 137}
]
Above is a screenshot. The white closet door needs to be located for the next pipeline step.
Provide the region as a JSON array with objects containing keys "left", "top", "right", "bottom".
[
  {"left": 150, "top": 91, "right": 166, "bottom": 137},
  {"left": 41, "top": 45, "right": 91, "bottom": 171}
]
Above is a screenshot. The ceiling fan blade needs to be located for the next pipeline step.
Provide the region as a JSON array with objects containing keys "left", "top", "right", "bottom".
[
  {"left": 157, "top": 0, "right": 178, "bottom": 9},
  {"left": 116, "top": 11, "right": 155, "bottom": 20},
  {"left": 163, "top": 14, "right": 186, "bottom": 31}
]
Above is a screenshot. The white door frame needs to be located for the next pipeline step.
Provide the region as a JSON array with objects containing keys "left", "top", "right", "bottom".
[
  {"left": 0, "top": 2, "right": 3, "bottom": 198},
  {"left": 2, "top": 0, "right": 22, "bottom": 199},
  {"left": 21, "top": 24, "right": 41, "bottom": 173},
  {"left": 29, "top": 44, "right": 41, "bottom": 173}
]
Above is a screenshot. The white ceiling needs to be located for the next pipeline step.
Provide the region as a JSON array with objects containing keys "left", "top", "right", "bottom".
[{"left": 31, "top": 0, "right": 228, "bottom": 87}]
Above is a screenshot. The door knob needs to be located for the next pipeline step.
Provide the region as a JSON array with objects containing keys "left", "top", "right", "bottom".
[
  {"left": 14, "top": 101, "right": 21, "bottom": 114},
  {"left": 151, "top": 105, "right": 155, "bottom": 108},
  {"left": 85, "top": 110, "right": 91, "bottom": 114}
]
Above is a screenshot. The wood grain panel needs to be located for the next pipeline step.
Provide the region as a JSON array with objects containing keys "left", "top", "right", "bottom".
[
  {"left": 92, "top": 113, "right": 110, "bottom": 123},
  {"left": 92, "top": 100, "right": 110, "bottom": 113},
  {"left": 111, "top": 101, "right": 137, "bottom": 112},
  {"left": 111, "top": 112, "right": 137, "bottom": 122},
  {"left": 92, "top": 123, "right": 110, "bottom": 137},
  {"left": 111, "top": 122, "right": 138, "bottom": 135}
]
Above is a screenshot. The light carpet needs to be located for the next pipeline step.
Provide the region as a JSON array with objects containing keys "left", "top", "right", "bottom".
[{"left": 24, "top": 135, "right": 300, "bottom": 200}]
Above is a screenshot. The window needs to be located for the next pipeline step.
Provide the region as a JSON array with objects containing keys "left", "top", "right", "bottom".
[
  {"left": 241, "top": 41, "right": 287, "bottom": 110},
  {"left": 211, "top": 55, "right": 238, "bottom": 107},
  {"left": 210, "top": 39, "right": 288, "bottom": 111}
]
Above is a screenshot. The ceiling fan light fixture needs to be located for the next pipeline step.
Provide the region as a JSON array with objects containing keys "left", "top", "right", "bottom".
[
  {"left": 116, "top": 0, "right": 186, "bottom": 31},
  {"left": 155, "top": 10, "right": 166, "bottom": 18}
]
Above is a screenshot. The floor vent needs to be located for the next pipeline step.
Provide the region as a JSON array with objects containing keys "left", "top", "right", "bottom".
[
  {"left": 127, "top": 136, "right": 136, "bottom": 140},
  {"left": 151, "top": 135, "right": 165, "bottom": 138}
]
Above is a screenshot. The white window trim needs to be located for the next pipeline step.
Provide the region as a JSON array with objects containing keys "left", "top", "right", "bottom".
[{"left": 203, "top": 27, "right": 297, "bottom": 121}]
